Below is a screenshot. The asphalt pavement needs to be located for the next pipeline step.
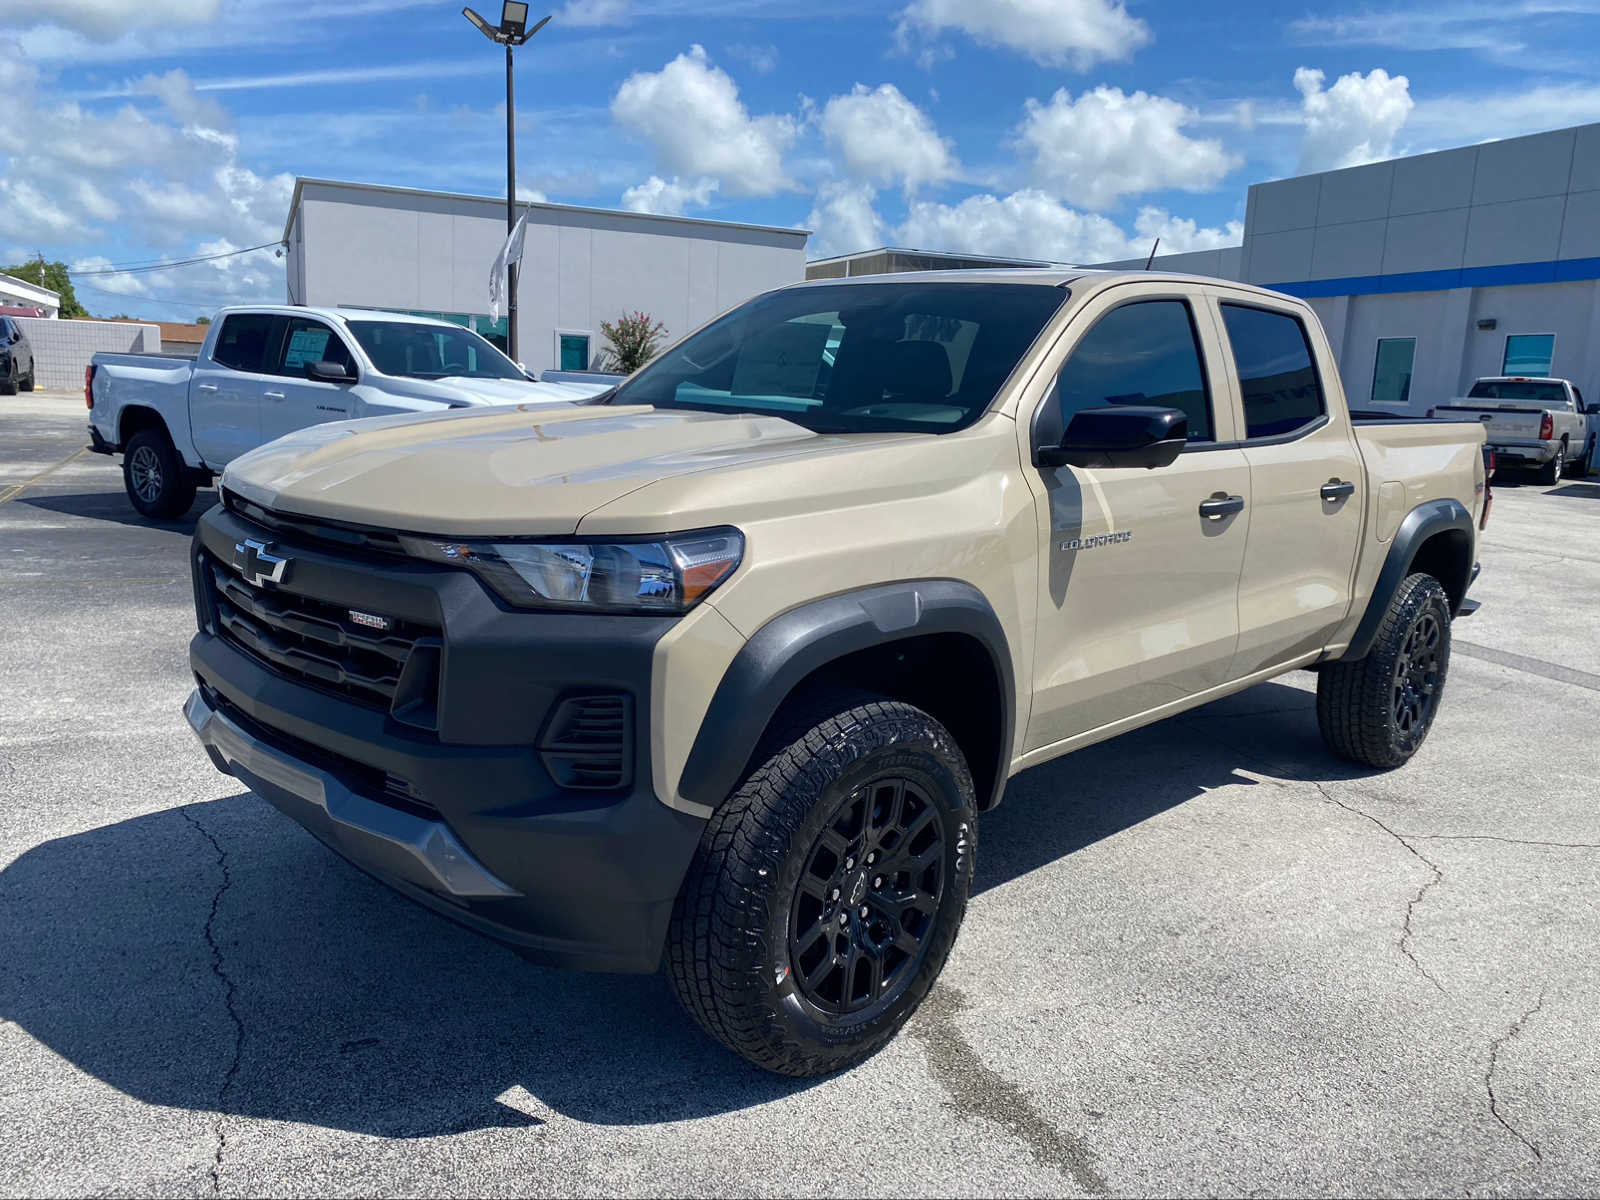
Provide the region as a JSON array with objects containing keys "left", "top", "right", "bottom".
[{"left": 2, "top": 392, "right": 1597, "bottom": 1197}]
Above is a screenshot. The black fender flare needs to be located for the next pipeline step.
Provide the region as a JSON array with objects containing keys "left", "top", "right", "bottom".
[
  {"left": 679, "top": 580, "right": 1015, "bottom": 812},
  {"left": 1339, "top": 498, "right": 1474, "bottom": 661}
]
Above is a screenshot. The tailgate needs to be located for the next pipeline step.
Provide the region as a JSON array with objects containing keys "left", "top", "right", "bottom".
[{"left": 1432, "top": 405, "right": 1544, "bottom": 440}]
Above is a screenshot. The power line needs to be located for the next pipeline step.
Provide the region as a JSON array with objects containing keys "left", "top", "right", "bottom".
[
  {"left": 74, "top": 241, "right": 283, "bottom": 277},
  {"left": 73, "top": 281, "right": 276, "bottom": 310}
]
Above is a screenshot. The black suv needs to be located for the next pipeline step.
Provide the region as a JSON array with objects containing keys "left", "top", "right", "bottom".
[{"left": 0, "top": 317, "right": 36, "bottom": 395}]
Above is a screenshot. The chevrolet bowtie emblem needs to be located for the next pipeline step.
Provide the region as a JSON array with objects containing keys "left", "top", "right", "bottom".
[{"left": 233, "top": 539, "right": 289, "bottom": 588}]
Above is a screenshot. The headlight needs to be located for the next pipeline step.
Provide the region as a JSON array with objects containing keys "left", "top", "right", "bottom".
[{"left": 400, "top": 527, "right": 743, "bottom": 613}]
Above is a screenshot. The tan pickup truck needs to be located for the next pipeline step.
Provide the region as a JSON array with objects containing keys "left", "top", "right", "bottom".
[{"left": 182, "top": 269, "right": 1488, "bottom": 1075}]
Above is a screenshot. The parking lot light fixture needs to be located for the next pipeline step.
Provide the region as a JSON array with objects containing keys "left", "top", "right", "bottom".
[{"left": 461, "top": 4, "right": 551, "bottom": 362}]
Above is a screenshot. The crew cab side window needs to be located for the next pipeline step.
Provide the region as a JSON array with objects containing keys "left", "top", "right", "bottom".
[
  {"left": 273, "top": 316, "right": 355, "bottom": 378},
  {"left": 1218, "top": 304, "right": 1325, "bottom": 440},
  {"left": 211, "top": 313, "right": 279, "bottom": 373},
  {"left": 1040, "top": 299, "right": 1214, "bottom": 448}
]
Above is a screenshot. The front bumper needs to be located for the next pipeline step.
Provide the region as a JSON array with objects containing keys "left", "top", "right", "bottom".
[{"left": 186, "top": 503, "right": 708, "bottom": 973}]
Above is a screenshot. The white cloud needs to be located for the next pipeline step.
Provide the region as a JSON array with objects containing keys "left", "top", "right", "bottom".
[
  {"left": 611, "top": 45, "right": 796, "bottom": 197},
  {"left": 820, "top": 84, "right": 957, "bottom": 194},
  {"left": 1294, "top": 67, "right": 1414, "bottom": 173},
  {"left": 899, "top": 190, "right": 1137, "bottom": 263},
  {"left": 621, "top": 175, "right": 719, "bottom": 216},
  {"left": 0, "top": 0, "right": 220, "bottom": 39},
  {"left": 68, "top": 255, "right": 151, "bottom": 297},
  {"left": 130, "top": 68, "right": 230, "bottom": 129},
  {"left": 805, "top": 181, "right": 887, "bottom": 258},
  {"left": 726, "top": 42, "right": 779, "bottom": 74},
  {"left": 1409, "top": 82, "right": 1600, "bottom": 147},
  {"left": 560, "top": 0, "right": 629, "bottom": 25},
  {"left": 1019, "top": 87, "right": 1237, "bottom": 211},
  {"left": 897, "top": 0, "right": 1150, "bottom": 69},
  {"left": 1132, "top": 207, "right": 1243, "bottom": 253}
]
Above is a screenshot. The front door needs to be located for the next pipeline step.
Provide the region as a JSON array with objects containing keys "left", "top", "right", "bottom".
[
  {"left": 1020, "top": 288, "right": 1251, "bottom": 752},
  {"left": 261, "top": 316, "right": 360, "bottom": 443},
  {"left": 1209, "top": 297, "right": 1364, "bottom": 676}
]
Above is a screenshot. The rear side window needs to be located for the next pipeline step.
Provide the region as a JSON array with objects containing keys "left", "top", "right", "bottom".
[
  {"left": 212, "top": 314, "right": 278, "bottom": 373},
  {"left": 1043, "top": 299, "right": 1213, "bottom": 446},
  {"left": 1219, "top": 304, "right": 1325, "bottom": 439}
]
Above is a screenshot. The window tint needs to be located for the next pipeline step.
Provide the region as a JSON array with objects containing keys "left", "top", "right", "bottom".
[
  {"left": 212, "top": 313, "right": 278, "bottom": 373},
  {"left": 1043, "top": 299, "right": 1212, "bottom": 447},
  {"left": 275, "top": 317, "right": 354, "bottom": 377},
  {"left": 346, "top": 320, "right": 525, "bottom": 381},
  {"left": 1467, "top": 379, "right": 1566, "bottom": 404},
  {"left": 607, "top": 282, "right": 1066, "bottom": 435},
  {"left": 1371, "top": 337, "right": 1415, "bottom": 407},
  {"left": 1219, "top": 304, "right": 1325, "bottom": 439}
]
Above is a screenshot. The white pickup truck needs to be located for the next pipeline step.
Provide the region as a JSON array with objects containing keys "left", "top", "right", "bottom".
[
  {"left": 87, "top": 306, "right": 610, "bottom": 518},
  {"left": 1430, "top": 376, "right": 1595, "bottom": 484}
]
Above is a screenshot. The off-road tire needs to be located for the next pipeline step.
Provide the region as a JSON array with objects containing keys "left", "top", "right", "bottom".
[
  {"left": 123, "top": 427, "right": 197, "bottom": 519},
  {"left": 1537, "top": 444, "right": 1565, "bottom": 485},
  {"left": 667, "top": 691, "right": 977, "bottom": 1076},
  {"left": 1317, "top": 572, "right": 1452, "bottom": 769}
]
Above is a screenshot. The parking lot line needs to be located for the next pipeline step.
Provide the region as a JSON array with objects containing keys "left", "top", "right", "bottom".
[
  {"left": 1453, "top": 639, "right": 1600, "bottom": 693},
  {"left": 0, "top": 447, "right": 88, "bottom": 505}
]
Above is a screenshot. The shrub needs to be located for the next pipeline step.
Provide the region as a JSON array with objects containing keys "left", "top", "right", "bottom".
[{"left": 597, "top": 310, "right": 667, "bottom": 374}]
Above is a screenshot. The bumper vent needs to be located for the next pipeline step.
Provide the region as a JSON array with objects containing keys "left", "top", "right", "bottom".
[{"left": 539, "top": 693, "right": 634, "bottom": 790}]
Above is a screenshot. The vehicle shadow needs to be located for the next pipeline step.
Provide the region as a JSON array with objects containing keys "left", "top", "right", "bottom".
[
  {"left": 0, "top": 681, "right": 1368, "bottom": 1137},
  {"left": 19, "top": 488, "right": 215, "bottom": 533}
]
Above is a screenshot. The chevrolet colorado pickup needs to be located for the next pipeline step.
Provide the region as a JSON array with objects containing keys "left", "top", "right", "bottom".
[
  {"left": 87, "top": 306, "right": 608, "bottom": 519},
  {"left": 1431, "top": 376, "right": 1594, "bottom": 482},
  {"left": 183, "top": 270, "right": 1487, "bottom": 1076}
]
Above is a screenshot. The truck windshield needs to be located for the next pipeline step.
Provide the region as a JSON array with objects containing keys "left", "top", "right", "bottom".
[
  {"left": 1467, "top": 380, "right": 1566, "bottom": 404},
  {"left": 604, "top": 281, "right": 1067, "bottom": 434},
  {"left": 346, "top": 320, "right": 527, "bottom": 381}
]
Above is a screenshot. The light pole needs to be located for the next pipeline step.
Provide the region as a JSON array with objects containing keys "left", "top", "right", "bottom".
[{"left": 463, "top": 2, "right": 551, "bottom": 362}]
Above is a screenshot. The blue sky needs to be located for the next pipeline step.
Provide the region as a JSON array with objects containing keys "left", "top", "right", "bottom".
[{"left": 4, "top": 0, "right": 1600, "bottom": 321}]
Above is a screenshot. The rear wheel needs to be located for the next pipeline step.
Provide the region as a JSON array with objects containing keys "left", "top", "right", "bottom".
[
  {"left": 122, "top": 428, "right": 197, "bottom": 519},
  {"left": 1317, "top": 573, "right": 1452, "bottom": 769},
  {"left": 1537, "top": 445, "right": 1565, "bottom": 485},
  {"left": 667, "top": 691, "right": 976, "bottom": 1076},
  {"left": 18, "top": 364, "right": 33, "bottom": 392}
]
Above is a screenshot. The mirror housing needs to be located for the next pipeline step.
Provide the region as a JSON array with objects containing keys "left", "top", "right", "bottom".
[
  {"left": 307, "top": 360, "right": 357, "bottom": 385},
  {"left": 1038, "top": 405, "right": 1189, "bottom": 470}
]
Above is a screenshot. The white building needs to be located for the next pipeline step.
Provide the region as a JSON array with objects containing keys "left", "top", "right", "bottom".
[
  {"left": 0, "top": 270, "right": 61, "bottom": 318},
  {"left": 1100, "top": 122, "right": 1600, "bottom": 414},
  {"left": 283, "top": 178, "right": 809, "bottom": 377}
]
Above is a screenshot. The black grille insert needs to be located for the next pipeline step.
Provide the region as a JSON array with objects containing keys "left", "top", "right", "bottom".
[
  {"left": 539, "top": 693, "right": 633, "bottom": 790},
  {"left": 205, "top": 553, "right": 439, "bottom": 710}
]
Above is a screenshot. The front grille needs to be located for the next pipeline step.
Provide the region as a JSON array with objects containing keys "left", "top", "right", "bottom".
[
  {"left": 205, "top": 553, "right": 439, "bottom": 710},
  {"left": 222, "top": 491, "right": 408, "bottom": 559},
  {"left": 538, "top": 693, "right": 633, "bottom": 789}
]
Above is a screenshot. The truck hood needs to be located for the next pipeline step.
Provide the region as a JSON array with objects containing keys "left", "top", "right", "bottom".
[
  {"left": 221, "top": 403, "right": 900, "bottom": 536},
  {"left": 386, "top": 376, "right": 604, "bottom": 407}
]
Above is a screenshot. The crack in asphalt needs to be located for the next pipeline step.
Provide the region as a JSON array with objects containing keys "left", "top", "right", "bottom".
[
  {"left": 1404, "top": 834, "right": 1600, "bottom": 850},
  {"left": 180, "top": 807, "right": 244, "bottom": 1197},
  {"left": 1485, "top": 990, "right": 1546, "bottom": 1163},
  {"left": 1308, "top": 782, "right": 1448, "bottom": 994},
  {"left": 910, "top": 986, "right": 1107, "bottom": 1194}
]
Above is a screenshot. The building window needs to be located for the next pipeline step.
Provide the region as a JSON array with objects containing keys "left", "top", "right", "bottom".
[
  {"left": 558, "top": 332, "right": 591, "bottom": 372},
  {"left": 1503, "top": 333, "right": 1554, "bottom": 376},
  {"left": 1371, "top": 337, "right": 1416, "bottom": 407}
]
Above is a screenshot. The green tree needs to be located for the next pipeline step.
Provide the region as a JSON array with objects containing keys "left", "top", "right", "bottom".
[
  {"left": 0, "top": 259, "right": 87, "bottom": 318},
  {"left": 596, "top": 310, "right": 668, "bottom": 374}
]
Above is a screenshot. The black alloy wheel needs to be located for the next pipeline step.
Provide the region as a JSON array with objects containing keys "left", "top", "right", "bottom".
[
  {"left": 1391, "top": 607, "right": 1443, "bottom": 744},
  {"left": 787, "top": 775, "right": 946, "bottom": 1018}
]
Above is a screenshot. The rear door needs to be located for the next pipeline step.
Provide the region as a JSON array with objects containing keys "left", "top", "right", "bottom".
[
  {"left": 260, "top": 315, "right": 360, "bottom": 443},
  {"left": 190, "top": 313, "right": 284, "bottom": 466},
  {"left": 1211, "top": 295, "right": 1364, "bottom": 677},
  {"left": 1019, "top": 284, "right": 1251, "bottom": 751}
]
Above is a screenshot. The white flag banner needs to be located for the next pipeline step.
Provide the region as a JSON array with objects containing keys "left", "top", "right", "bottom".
[{"left": 488, "top": 211, "right": 529, "bottom": 323}]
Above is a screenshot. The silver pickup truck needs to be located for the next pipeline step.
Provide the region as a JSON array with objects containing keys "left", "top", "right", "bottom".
[{"left": 1430, "top": 377, "right": 1595, "bottom": 483}]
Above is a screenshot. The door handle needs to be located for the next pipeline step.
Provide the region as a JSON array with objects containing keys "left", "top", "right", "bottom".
[
  {"left": 263, "top": 391, "right": 286, "bottom": 400},
  {"left": 1198, "top": 492, "right": 1245, "bottom": 520},
  {"left": 1320, "top": 479, "right": 1356, "bottom": 502},
  {"left": 196, "top": 382, "right": 219, "bottom": 392}
]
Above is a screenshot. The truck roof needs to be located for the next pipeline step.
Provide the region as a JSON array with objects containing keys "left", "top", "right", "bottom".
[
  {"left": 205, "top": 304, "right": 488, "bottom": 329},
  {"left": 785, "top": 267, "right": 1301, "bottom": 303}
]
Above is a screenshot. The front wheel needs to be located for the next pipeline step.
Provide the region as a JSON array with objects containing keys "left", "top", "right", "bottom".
[
  {"left": 18, "top": 364, "right": 33, "bottom": 392},
  {"left": 667, "top": 692, "right": 976, "bottom": 1076},
  {"left": 1317, "top": 573, "right": 1452, "bottom": 769},
  {"left": 122, "top": 428, "right": 197, "bottom": 519}
]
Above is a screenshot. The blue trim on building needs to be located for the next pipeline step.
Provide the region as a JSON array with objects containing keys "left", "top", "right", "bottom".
[{"left": 1269, "top": 256, "right": 1600, "bottom": 298}]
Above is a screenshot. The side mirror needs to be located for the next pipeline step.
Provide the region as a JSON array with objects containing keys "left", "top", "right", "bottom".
[
  {"left": 1038, "top": 405, "right": 1189, "bottom": 470},
  {"left": 307, "top": 360, "right": 357, "bottom": 385}
]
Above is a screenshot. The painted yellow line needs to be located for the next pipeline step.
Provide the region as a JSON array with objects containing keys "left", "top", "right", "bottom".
[{"left": 0, "top": 447, "right": 89, "bottom": 504}]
